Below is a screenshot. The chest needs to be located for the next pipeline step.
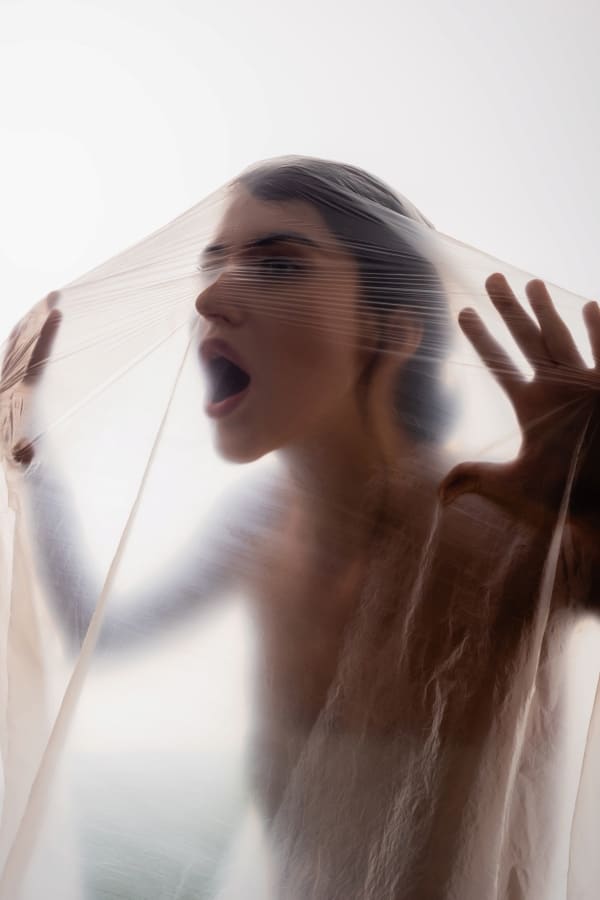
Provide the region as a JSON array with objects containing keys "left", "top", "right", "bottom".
[
  {"left": 237, "top": 493, "right": 577, "bottom": 893},
  {"left": 248, "top": 517, "right": 546, "bottom": 748}
]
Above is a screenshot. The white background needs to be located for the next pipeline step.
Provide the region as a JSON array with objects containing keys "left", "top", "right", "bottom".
[{"left": 1, "top": 0, "right": 598, "bottom": 338}]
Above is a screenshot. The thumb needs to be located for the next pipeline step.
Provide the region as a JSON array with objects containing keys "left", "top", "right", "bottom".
[{"left": 439, "top": 461, "right": 508, "bottom": 507}]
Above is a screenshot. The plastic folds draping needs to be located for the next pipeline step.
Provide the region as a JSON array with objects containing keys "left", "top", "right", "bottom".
[{"left": 1, "top": 157, "right": 599, "bottom": 899}]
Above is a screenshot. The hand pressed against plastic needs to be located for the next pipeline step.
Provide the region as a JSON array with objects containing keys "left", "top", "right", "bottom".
[
  {"left": 1, "top": 292, "right": 62, "bottom": 465},
  {"left": 441, "top": 274, "right": 600, "bottom": 530}
]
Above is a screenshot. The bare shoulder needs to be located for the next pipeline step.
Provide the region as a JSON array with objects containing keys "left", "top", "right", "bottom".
[
  {"left": 388, "top": 453, "right": 542, "bottom": 597},
  {"left": 439, "top": 493, "right": 542, "bottom": 577},
  {"left": 388, "top": 456, "right": 527, "bottom": 578}
]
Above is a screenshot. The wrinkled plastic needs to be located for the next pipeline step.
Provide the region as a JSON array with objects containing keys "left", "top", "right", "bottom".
[{"left": 1, "top": 156, "right": 599, "bottom": 899}]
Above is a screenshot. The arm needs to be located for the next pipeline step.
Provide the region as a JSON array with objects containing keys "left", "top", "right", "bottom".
[
  {"left": 2, "top": 295, "right": 265, "bottom": 653},
  {"left": 23, "top": 460, "right": 263, "bottom": 653}
]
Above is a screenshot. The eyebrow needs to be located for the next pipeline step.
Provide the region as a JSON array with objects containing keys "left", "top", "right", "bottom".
[{"left": 202, "top": 231, "right": 324, "bottom": 257}]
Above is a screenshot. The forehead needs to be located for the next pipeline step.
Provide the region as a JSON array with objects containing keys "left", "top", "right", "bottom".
[{"left": 211, "top": 184, "right": 341, "bottom": 253}]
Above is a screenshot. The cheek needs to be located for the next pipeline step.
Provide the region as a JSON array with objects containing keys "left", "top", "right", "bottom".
[{"left": 261, "top": 314, "right": 360, "bottom": 411}]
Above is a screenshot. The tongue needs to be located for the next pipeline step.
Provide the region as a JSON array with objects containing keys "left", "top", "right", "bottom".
[{"left": 211, "top": 357, "right": 251, "bottom": 403}]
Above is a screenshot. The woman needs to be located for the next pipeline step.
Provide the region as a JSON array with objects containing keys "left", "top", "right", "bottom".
[{"left": 4, "top": 157, "right": 600, "bottom": 898}]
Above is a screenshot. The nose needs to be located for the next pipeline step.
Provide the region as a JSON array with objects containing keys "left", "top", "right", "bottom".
[{"left": 195, "top": 272, "right": 245, "bottom": 326}]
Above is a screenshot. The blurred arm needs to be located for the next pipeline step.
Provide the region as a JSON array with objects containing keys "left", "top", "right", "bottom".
[{"left": 22, "top": 462, "right": 264, "bottom": 654}]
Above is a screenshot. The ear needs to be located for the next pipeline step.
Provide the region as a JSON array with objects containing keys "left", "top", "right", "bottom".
[
  {"left": 381, "top": 308, "right": 424, "bottom": 360},
  {"left": 358, "top": 310, "right": 424, "bottom": 456},
  {"left": 358, "top": 307, "right": 423, "bottom": 370},
  {"left": 356, "top": 308, "right": 422, "bottom": 419},
  {"left": 372, "top": 311, "right": 423, "bottom": 416}
]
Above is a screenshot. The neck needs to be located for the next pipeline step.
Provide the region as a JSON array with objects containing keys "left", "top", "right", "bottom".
[{"left": 279, "top": 406, "right": 418, "bottom": 563}]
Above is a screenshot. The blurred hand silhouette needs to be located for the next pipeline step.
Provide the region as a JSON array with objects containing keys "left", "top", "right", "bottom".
[
  {"left": 441, "top": 274, "right": 600, "bottom": 533},
  {"left": 1, "top": 291, "right": 62, "bottom": 466}
]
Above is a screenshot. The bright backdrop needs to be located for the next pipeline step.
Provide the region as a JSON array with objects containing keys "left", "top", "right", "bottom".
[{"left": 1, "top": 0, "right": 598, "bottom": 339}]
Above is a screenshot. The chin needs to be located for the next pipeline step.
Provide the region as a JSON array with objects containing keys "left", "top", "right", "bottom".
[{"left": 213, "top": 433, "right": 273, "bottom": 465}]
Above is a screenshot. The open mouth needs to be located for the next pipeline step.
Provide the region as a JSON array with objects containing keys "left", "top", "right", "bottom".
[{"left": 206, "top": 355, "right": 251, "bottom": 405}]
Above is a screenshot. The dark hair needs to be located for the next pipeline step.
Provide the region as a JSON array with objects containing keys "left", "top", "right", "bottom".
[{"left": 237, "top": 156, "right": 454, "bottom": 443}]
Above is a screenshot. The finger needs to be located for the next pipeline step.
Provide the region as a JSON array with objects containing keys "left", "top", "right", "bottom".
[
  {"left": 485, "top": 273, "right": 548, "bottom": 369},
  {"left": 459, "top": 307, "right": 524, "bottom": 401},
  {"left": 23, "top": 309, "right": 62, "bottom": 384},
  {"left": 45, "top": 290, "right": 60, "bottom": 311},
  {"left": 525, "top": 279, "right": 586, "bottom": 369},
  {"left": 1, "top": 292, "right": 60, "bottom": 381},
  {"left": 1, "top": 320, "right": 25, "bottom": 379},
  {"left": 582, "top": 300, "right": 600, "bottom": 370}
]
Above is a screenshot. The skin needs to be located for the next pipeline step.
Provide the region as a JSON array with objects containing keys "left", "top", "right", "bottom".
[
  {"left": 4, "top": 188, "right": 600, "bottom": 895},
  {"left": 185, "top": 190, "right": 600, "bottom": 890},
  {"left": 195, "top": 186, "right": 425, "bottom": 559},
  {"left": 441, "top": 274, "right": 600, "bottom": 541}
]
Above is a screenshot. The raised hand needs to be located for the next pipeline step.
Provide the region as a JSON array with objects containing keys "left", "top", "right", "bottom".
[
  {"left": 1, "top": 292, "right": 62, "bottom": 464},
  {"left": 440, "top": 274, "right": 600, "bottom": 531}
]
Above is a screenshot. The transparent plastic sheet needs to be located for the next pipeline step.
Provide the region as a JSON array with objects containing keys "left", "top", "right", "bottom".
[{"left": 0, "top": 156, "right": 599, "bottom": 899}]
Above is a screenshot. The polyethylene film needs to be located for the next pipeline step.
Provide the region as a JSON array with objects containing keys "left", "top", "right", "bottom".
[{"left": 1, "top": 156, "right": 599, "bottom": 899}]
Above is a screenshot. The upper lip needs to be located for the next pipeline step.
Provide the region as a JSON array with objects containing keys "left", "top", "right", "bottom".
[{"left": 199, "top": 337, "right": 251, "bottom": 375}]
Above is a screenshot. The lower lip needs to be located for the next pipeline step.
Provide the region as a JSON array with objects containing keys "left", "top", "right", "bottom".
[{"left": 205, "top": 386, "right": 250, "bottom": 419}]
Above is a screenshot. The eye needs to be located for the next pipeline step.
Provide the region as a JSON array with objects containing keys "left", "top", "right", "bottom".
[{"left": 257, "top": 257, "right": 305, "bottom": 277}]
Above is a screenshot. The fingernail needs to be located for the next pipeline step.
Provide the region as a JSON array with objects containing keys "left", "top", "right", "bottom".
[{"left": 486, "top": 273, "right": 506, "bottom": 290}]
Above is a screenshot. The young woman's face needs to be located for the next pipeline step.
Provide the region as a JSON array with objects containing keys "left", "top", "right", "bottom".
[{"left": 195, "top": 185, "right": 373, "bottom": 463}]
